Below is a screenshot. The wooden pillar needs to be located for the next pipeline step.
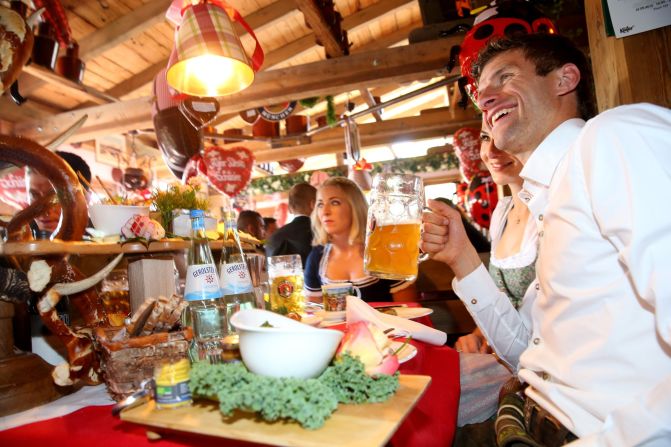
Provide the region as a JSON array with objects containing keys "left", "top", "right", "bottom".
[{"left": 585, "top": 1, "right": 671, "bottom": 111}]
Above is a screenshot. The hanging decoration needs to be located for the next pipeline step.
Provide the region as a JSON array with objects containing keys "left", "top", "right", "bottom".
[
  {"left": 152, "top": 68, "right": 201, "bottom": 180},
  {"left": 447, "top": 0, "right": 558, "bottom": 107},
  {"left": 309, "top": 170, "right": 331, "bottom": 188},
  {"left": 204, "top": 146, "right": 255, "bottom": 197},
  {"left": 257, "top": 102, "right": 298, "bottom": 121},
  {"left": 248, "top": 151, "right": 460, "bottom": 196},
  {"left": 453, "top": 127, "right": 484, "bottom": 182},
  {"left": 466, "top": 171, "right": 498, "bottom": 229},
  {"left": 165, "top": 0, "right": 264, "bottom": 97},
  {"left": 344, "top": 118, "right": 361, "bottom": 162}
]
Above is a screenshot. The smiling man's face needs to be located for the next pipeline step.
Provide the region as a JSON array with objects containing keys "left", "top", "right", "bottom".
[{"left": 476, "top": 49, "right": 560, "bottom": 163}]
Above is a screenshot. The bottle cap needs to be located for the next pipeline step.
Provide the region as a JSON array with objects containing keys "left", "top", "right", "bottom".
[{"left": 190, "top": 209, "right": 204, "bottom": 218}]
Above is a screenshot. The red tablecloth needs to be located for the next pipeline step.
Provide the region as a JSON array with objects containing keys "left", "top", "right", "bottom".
[{"left": 0, "top": 306, "right": 460, "bottom": 447}]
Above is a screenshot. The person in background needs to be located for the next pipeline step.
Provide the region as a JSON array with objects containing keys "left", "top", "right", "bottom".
[
  {"left": 25, "top": 150, "right": 92, "bottom": 238},
  {"left": 236, "top": 210, "right": 266, "bottom": 241},
  {"left": 304, "top": 177, "right": 415, "bottom": 302},
  {"left": 263, "top": 217, "right": 277, "bottom": 238},
  {"left": 456, "top": 121, "right": 536, "bottom": 353},
  {"left": 456, "top": 121, "right": 538, "bottom": 429},
  {"left": 422, "top": 33, "right": 671, "bottom": 445},
  {"left": 265, "top": 183, "right": 316, "bottom": 266}
]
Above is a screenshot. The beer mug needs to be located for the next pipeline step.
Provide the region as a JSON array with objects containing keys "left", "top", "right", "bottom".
[
  {"left": 364, "top": 173, "right": 426, "bottom": 281},
  {"left": 268, "top": 254, "right": 305, "bottom": 314}
]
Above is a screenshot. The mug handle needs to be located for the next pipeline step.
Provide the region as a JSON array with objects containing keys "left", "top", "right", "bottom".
[
  {"left": 352, "top": 286, "right": 362, "bottom": 299},
  {"left": 418, "top": 206, "right": 434, "bottom": 263}
]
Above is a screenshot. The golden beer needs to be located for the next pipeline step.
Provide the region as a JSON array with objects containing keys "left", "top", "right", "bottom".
[
  {"left": 100, "top": 290, "right": 131, "bottom": 327},
  {"left": 364, "top": 222, "right": 421, "bottom": 280},
  {"left": 269, "top": 274, "right": 305, "bottom": 315}
]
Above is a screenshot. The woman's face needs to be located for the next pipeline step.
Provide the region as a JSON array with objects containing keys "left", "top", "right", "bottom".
[
  {"left": 480, "top": 123, "right": 524, "bottom": 187},
  {"left": 316, "top": 185, "right": 353, "bottom": 237},
  {"left": 27, "top": 171, "right": 61, "bottom": 233}
]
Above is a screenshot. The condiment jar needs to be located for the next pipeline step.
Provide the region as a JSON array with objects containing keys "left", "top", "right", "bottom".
[{"left": 154, "top": 358, "right": 192, "bottom": 409}]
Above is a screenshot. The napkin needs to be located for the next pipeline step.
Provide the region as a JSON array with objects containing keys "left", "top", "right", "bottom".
[{"left": 346, "top": 296, "right": 447, "bottom": 346}]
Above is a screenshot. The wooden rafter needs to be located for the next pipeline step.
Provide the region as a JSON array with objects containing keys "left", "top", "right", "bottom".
[
  {"left": 14, "top": 37, "right": 462, "bottom": 143},
  {"left": 295, "top": 0, "right": 348, "bottom": 58},
  {"left": 79, "top": 0, "right": 173, "bottom": 61},
  {"left": 21, "top": 65, "right": 118, "bottom": 105},
  {"left": 249, "top": 107, "right": 480, "bottom": 163}
]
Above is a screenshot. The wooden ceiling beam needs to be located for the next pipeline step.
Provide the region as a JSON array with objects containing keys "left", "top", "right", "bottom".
[
  {"left": 78, "top": 0, "right": 173, "bottom": 61},
  {"left": 14, "top": 37, "right": 461, "bottom": 143},
  {"left": 294, "top": 0, "right": 347, "bottom": 58},
  {"left": 213, "top": 37, "right": 458, "bottom": 114},
  {"left": 249, "top": 107, "right": 480, "bottom": 163}
]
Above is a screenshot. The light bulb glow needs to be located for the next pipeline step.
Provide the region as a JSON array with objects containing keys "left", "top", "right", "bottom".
[{"left": 167, "top": 54, "right": 254, "bottom": 97}]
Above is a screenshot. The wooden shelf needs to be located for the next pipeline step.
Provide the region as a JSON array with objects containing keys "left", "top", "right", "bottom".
[{"left": 0, "top": 239, "right": 257, "bottom": 257}]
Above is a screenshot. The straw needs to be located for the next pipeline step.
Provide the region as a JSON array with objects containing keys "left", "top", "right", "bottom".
[{"left": 95, "top": 175, "right": 119, "bottom": 205}]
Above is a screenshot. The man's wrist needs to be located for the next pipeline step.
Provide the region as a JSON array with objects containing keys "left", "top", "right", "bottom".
[{"left": 450, "top": 246, "right": 482, "bottom": 279}]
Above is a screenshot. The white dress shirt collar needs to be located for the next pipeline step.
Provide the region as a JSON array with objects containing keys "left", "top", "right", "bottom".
[{"left": 520, "top": 118, "right": 585, "bottom": 188}]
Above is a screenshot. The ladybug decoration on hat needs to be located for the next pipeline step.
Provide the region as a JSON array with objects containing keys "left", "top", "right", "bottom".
[{"left": 448, "top": 0, "right": 558, "bottom": 108}]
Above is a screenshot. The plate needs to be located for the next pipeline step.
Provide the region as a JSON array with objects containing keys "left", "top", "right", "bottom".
[
  {"left": 316, "top": 310, "right": 346, "bottom": 322},
  {"left": 300, "top": 314, "right": 323, "bottom": 327},
  {"left": 121, "top": 375, "right": 431, "bottom": 447},
  {"left": 378, "top": 307, "right": 433, "bottom": 319},
  {"left": 391, "top": 341, "right": 417, "bottom": 363}
]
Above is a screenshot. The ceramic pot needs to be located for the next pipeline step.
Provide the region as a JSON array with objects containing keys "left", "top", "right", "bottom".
[{"left": 56, "top": 43, "right": 85, "bottom": 83}]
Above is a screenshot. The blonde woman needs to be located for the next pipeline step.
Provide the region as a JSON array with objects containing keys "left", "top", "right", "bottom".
[{"left": 304, "top": 177, "right": 414, "bottom": 302}]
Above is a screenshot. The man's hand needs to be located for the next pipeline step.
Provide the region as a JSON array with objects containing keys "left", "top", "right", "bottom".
[
  {"left": 455, "top": 328, "right": 492, "bottom": 354},
  {"left": 421, "top": 199, "right": 482, "bottom": 278}
]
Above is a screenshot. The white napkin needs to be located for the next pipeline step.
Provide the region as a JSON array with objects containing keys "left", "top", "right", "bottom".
[
  {"left": 0, "top": 384, "right": 113, "bottom": 431},
  {"left": 345, "top": 296, "right": 447, "bottom": 346}
]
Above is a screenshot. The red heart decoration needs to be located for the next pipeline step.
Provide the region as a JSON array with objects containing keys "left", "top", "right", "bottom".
[{"left": 203, "top": 146, "right": 255, "bottom": 197}]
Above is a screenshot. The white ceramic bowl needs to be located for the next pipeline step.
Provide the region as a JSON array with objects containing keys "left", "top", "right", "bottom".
[
  {"left": 230, "top": 309, "right": 343, "bottom": 379},
  {"left": 89, "top": 203, "right": 150, "bottom": 236}
]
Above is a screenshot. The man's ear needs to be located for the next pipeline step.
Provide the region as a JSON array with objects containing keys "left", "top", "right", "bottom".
[{"left": 556, "top": 63, "right": 581, "bottom": 96}]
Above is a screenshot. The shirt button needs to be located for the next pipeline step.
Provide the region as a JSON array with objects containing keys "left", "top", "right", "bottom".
[
  {"left": 535, "top": 283, "right": 540, "bottom": 291},
  {"left": 533, "top": 338, "right": 540, "bottom": 345},
  {"left": 539, "top": 231, "right": 544, "bottom": 237},
  {"left": 538, "top": 214, "right": 544, "bottom": 221},
  {"left": 471, "top": 298, "right": 477, "bottom": 305},
  {"left": 542, "top": 372, "right": 550, "bottom": 380}
]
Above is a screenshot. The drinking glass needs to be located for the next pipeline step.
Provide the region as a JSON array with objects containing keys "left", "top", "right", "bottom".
[
  {"left": 267, "top": 254, "right": 305, "bottom": 314},
  {"left": 364, "top": 173, "right": 426, "bottom": 281},
  {"left": 99, "top": 269, "right": 130, "bottom": 327}
]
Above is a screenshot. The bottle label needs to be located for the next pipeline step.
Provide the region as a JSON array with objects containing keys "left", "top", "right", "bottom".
[
  {"left": 220, "top": 262, "right": 253, "bottom": 295},
  {"left": 184, "top": 264, "right": 221, "bottom": 301}
]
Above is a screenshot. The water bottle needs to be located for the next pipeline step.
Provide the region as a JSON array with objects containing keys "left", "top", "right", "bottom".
[
  {"left": 219, "top": 209, "right": 256, "bottom": 327},
  {"left": 184, "top": 209, "right": 227, "bottom": 363}
]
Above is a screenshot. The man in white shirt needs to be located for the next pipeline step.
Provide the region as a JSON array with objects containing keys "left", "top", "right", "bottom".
[{"left": 422, "top": 33, "right": 671, "bottom": 446}]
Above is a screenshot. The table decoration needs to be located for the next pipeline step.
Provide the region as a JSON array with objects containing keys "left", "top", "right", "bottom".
[{"left": 150, "top": 176, "right": 208, "bottom": 232}]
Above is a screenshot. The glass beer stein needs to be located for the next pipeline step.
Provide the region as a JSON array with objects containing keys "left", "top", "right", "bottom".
[{"left": 364, "top": 173, "right": 426, "bottom": 281}]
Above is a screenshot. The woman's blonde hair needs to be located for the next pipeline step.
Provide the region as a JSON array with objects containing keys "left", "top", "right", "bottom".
[{"left": 311, "top": 177, "right": 368, "bottom": 246}]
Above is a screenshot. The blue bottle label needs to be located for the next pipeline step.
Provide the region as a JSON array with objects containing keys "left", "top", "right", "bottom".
[
  {"left": 184, "top": 263, "right": 221, "bottom": 301},
  {"left": 219, "top": 262, "right": 253, "bottom": 294}
]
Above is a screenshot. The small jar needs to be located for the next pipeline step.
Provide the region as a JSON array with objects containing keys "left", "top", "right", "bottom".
[{"left": 154, "top": 358, "right": 192, "bottom": 409}]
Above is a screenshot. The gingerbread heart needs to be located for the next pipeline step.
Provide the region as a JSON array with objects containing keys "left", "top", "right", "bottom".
[{"left": 204, "top": 146, "right": 254, "bottom": 197}]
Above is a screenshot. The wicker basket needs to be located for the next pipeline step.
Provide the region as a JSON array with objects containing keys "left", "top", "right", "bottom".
[{"left": 94, "top": 327, "right": 193, "bottom": 401}]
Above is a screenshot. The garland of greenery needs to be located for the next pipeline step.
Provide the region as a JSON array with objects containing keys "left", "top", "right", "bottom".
[{"left": 247, "top": 151, "right": 460, "bottom": 195}]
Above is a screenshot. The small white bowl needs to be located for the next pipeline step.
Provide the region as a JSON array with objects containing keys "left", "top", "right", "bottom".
[
  {"left": 89, "top": 203, "right": 150, "bottom": 236},
  {"left": 230, "top": 309, "right": 343, "bottom": 379}
]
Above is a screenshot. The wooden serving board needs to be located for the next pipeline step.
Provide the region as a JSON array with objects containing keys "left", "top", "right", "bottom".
[{"left": 120, "top": 374, "right": 431, "bottom": 447}]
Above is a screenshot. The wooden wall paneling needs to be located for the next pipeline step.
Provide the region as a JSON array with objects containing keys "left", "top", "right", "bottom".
[{"left": 585, "top": 1, "right": 671, "bottom": 110}]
